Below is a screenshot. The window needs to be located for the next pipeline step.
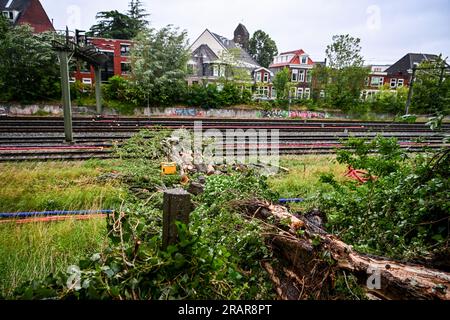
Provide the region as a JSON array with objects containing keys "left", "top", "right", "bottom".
[
  {"left": 320, "top": 90, "right": 325, "bottom": 98},
  {"left": 263, "top": 72, "right": 269, "bottom": 83},
  {"left": 219, "top": 66, "right": 225, "bottom": 77},
  {"left": 82, "top": 78, "right": 92, "bottom": 85},
  {"left": 301, "top": 56, "right": 308, "bottom": 64},
  {"left": 297, "top": 87, "right": 304, "bottom": 99},
  {"left": 390, "top": 78, "right": 397, "bottom": 88},
  {"left": 304, "top": 88, "right": 311, "bottom": 99},
  {"left": 120, "top": 45, "right": 130, "bottom": 56},
  {"left": 69, "top": 77, "right": 76, "bottom": 83},
  {"left": 121, "top": 62, "right": 131, "bottom": 75},
  {"left": 291, "top": 69, "right": 298, "bottom": 82},
  {"left": 213, "top": 65, "right": 219, "bottom": 77},
  {"left": 80, "top": 61, "right": 90, "bottom": 73},
  {"left": 397, "top": 79, "right": 404, "bottom": 87},
  {"left": 257, "top": 86, "right": 269, "bottom": 97},
  {"left": 371, "top": 77, "right": 384, "bottom": 86},
  {"left": 256, "top": 72, "right": 262, "bottom": 82},
  {"left": 290, "top": 87, "right": 297, "bottom": 98},
  {"left": 298, "top": 70, "right": 305, "bottom": 82},
  {"left": 187, "top": 63, "right": 196, "bottom": 75},
  {"left": 365, "top": 77, "right": 369, "bottom": 86},
  {"left": 2, "top": 11, "right": 13, "bottom": 20},
  {"left": 306, "top": 71, "right": 312, "bottom": 83}
]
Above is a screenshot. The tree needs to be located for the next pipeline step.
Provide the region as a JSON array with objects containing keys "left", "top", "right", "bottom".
[
  {"left": 248, "top": 30, "right": 278, "bottom": 68},
  {"left": 128, "top": 0, "right": 150, "bottom": 31},
  {"left": 0, "top": 21, "right": 60, "bottom": 103},
  {"left": 411, "top": 55, "right": 450, "bottom": 115},
  {"left": 88, "top": 1, "right": 149, "bottom": 40},
  {"left": 272, "top": 67, "right": 291, "bottom": 100},
  {"left": 317, "top": 34, "right": 369, "bottom": 110},
  {"left": 325, "top": 34, "right": 364, "bottom": 69},
  {"left": 130, "top": 26, "right": 190, "bottom": 106}
]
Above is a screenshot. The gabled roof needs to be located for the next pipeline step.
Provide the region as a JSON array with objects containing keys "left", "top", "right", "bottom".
[
  {"left": 191, "top": 44, "right": 219, "bottom": 63},
  {"left": 0, "top": 0, "right": 54, "bottom": 32},
  {"left": 0, "top": 0, "right": 30, "bottom": 23},
  {"left": 280, "top": 49, "right": 305, "bottom": 55},
  {"left": 0, "top": 0, "right": 30, "bottom": 11},
  {"left": 386, "top": 53, "right": 440, "bottom": 75},
  {"left": 210, "top": 31, "right": 259, "bottom": 68},
  {"left": 254, "top": 67, "right": 274, "bottom": 76},
  {"left": 269, "top": 49, "right": 314, "bottom": 68}
]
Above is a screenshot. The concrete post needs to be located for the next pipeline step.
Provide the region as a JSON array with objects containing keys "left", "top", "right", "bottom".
[
  {"left": 57, "top": 51, "right": 73, "bottom": 143},
  {"left": 94, "top": 66, "right": 102, "bottom": 114},
  {"left": 162, "top": 188, "right": 192, "bottom": 249}
]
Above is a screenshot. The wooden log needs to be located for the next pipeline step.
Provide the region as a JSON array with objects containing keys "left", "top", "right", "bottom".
[
  {"left": 241, "top": 201, "right": 450, "bottom": 300},
  {"left": 162, "top": 188, "right": 192, "bottom": 249}
]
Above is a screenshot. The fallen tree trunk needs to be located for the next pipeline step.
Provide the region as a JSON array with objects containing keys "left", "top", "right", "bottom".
[{"left": 239, "top": 200, "right": 450, "bottom": 300}]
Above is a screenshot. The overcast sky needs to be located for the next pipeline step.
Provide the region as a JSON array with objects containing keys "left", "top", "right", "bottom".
[{"left": 41, "top": 0, "right": 450, "bottom": 65}]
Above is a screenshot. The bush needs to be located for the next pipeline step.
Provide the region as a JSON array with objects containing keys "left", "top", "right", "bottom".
[
  {"left": 185, "top": 82, "right": 251, "bottom": 109},
  {"left": 317, "top": 136, "right": 449, "bottom": 259}
]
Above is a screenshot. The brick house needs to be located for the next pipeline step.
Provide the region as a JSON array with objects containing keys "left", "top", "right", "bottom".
[
  {"left": 361, "top": 54, "right": 444, "bottom": 100},
  {"left": 361, "top": 65, "right": 391, "bottom": 100},
  {"left": 269, "top": 49, "right": 315, "bottom": 100},
  {"left": 384, "top": 53, "right": 441, "bottom": 90},
  {"left": 252, "top": 67, "right": 274, "bottom": 99},
  {"left": 0, "top": 0, "right": 54, "bottom": 33},
  {"left": 71, "top": 38, "right": 133, "bottom": 84}
]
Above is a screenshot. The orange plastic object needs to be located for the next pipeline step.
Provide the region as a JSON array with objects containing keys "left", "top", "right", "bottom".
[{"left": 161, "top": 162, "right": 177, "bottom": 175}]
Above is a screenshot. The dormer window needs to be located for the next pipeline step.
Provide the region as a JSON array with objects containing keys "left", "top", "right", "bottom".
[
  {"left": 300, "top": 56, "right": 308, "bottom": 64},
  {"left": 2, "top": 10, "right": 18, "bottom": 22},
  {"left": 256, "top": 72, "right": 262, "bottom": 82},
  {"left": 263, "top": 73, "right": 269, "bottom": 82}
]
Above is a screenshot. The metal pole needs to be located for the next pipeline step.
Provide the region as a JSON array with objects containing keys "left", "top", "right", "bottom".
[
  {"left": 94, "top": 66, "right": 102, "bottom": 114},
  {"left": 57, "top": 51, "right": 73, "bottom": 143},
  {"left": 405, "top": 66, "right": 417, "bottom": 115}
]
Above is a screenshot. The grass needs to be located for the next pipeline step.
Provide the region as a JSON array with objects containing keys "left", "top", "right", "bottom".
[
  {"left": 0, "top": 218, "right": 107, "bottom": 298},
  {"left": 268, "top": 155, "right": 347, "bottom": 211},
  {"left": 0, "top": 160, "right": 126, "bottom": 298},
  {"left": 0, "top": 160, "right": 126, "bottom": 212},
  {"left": 0, "top": 155, "right": 346, "bottom": 298}
]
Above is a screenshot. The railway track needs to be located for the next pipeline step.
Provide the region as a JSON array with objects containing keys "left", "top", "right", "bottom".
[{"left": 0, "top": 116, "right": 448, "bottom": 161}]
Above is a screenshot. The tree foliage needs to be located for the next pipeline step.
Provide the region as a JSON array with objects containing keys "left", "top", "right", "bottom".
[
  {"left": 88, "top": 0, "right": 149, "bottom": 40},
  {"left": 272, "top": 67, "right": 291, "bottom": 100},
  {"left": 412, "top": 55, "right": 450, "bottom": 115},
  {"left": 316, "top": 34, "right": 369, "bottom": 110},
  {"left": 325, "top": 34, "right": 364, "bottom": 70},
  {"left": 128, "top": 0, "right": 150, "bottom": 31},
  {"left": 0, "top": 19, "right": 60, "bottom": 103},
  {"left": 248, "top": 30, "right": 278, "bottom": 68},
  {"left": 130, "top": 26, "right": 190, "bottom": 106},
  {"left": 319, "top": 136, "right": 450, "bottom": 259}
]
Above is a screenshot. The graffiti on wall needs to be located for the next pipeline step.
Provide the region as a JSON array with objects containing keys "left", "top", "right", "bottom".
[
  {"left": 256, "top": 110, "right": 328, "bottom": 119},
  {"left": 164, "top": 108, "right": 329, "bottom": 119},
  {"left": 169, "top": 108, "right": 206, "bottom": 117}
]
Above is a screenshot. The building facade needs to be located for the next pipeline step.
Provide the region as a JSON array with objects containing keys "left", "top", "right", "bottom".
[
  {"left": 0, "top": 0, "right": 54, "bottom": 33},
  {"left": 187, "top": 25, "right": 260, "bottom": 87},
  {"left": 269, "top": 49, "right": 315, "bottom": 100},
  {"left": 72, "top": 38, "right": 133, "bottom": 84}
]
